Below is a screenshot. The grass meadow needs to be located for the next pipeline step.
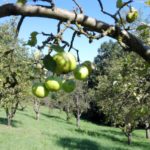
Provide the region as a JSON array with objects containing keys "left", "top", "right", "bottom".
[{"left": 0, "top": 106, "right": 149, "bottom": 150}]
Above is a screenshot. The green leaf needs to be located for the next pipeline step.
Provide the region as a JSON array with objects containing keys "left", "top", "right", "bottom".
[
  {"left": 116, "top": 0, "right": 123, "bottom": 8},
  {"left": 51, "top": 44, "right": 64, "bottom": 53},
  {"left": 136, "top": 24, "right": 149, "bottom": 31},
  {"left": 27, "top": 31, "right": 38, "bottom": 47},
  {"left": 43, "top": 55, "right": 57, "bottom": 72},
  {"left": 17, "top": 0, "right": 27, "bottom": 5},
  {"left": 145, "top": 0, "right": 150, "bottom": 6}
]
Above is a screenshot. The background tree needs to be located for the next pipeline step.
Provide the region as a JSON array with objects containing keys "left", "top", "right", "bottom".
[
  {"left": 88, "top": 40, "right": 150, "bottom": 144},
  {"left": 0, "top": 20, "right": 32, "bottom": 126}
]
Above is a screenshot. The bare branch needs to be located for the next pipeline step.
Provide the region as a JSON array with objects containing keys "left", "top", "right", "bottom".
[
  {"left": 57, "top": 21, "right": 63, "bottom": 33},
  {"left": 97, "top": 0, "right": 117, "bottom": 22},
  {"left": 68, "top": 31, "right": 77, "bottom": 52},
  {"left": 72, "top": 0, "right": 83, "bottom": 14},
  {"left": 0, "top": 3, "right": 149, "bottom": 62},
  {"left": 73, "top": 47, "right": 80, "bottom": 63},
  {"left": 16, "top": 16, "right": 25, "bottom": 38},
  {"left": 118, "top": 12, "right": 126, "bottom": 30}
]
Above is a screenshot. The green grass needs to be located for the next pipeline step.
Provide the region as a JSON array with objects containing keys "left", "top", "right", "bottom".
[{"left": 0, "top": 106, "right": 149, "bottom": 150}]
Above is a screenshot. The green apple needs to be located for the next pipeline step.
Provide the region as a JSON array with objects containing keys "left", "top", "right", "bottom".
[
  {"left": 62, "top": 79, "right": 76, "bottom": 93},
  {"left": 73, "top": 66, "right": 89, "bottom": 80},
  {"left": 45, "top": 76, "right": 62, "bottom": 92},
  {"left": 32, "top": 83, "right": 49, "bottom": 98},
  {"left": 126, "top": 7, "right": 138, "bottom": 23},
  {"left": 53, "top": 52, "right": 77, "bottom": 74},
  {"left": 82, "top": 61, "right": 95, "bottom": 74},
  {"left": 35, "top": 63, "right": 42, "bottom": 69}
]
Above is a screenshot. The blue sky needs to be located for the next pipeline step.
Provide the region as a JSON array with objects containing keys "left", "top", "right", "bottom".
[{"left": 0, "top": 0, "right": 149, "bottom": 62}]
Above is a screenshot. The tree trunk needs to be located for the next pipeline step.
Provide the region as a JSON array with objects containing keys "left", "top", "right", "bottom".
[
  {"left": 76, "top": 111, "right": 81, "bottom": 128},
  {"left": 66, "top": 112, "right": 71, "bottom": 121},
  {"left": 7, "top": 115, "right": 12, "bottom": 126},
  {"left": 6, "top": 108, "right": 12, "bottom": 126},
  {"left": 145, "top": 122, "right": 150, "bottom": 139},
  {"left": 33, "top": 99, "right": 40, "bottom": 120},
  {"left": 66, "top": 106, "right": 71, "bottom": 121},
  {"left": 35, "top": 112, "right": 40, "bottom": 120},
  {"left": 127, "top": 133, "right": 132, "bottom": 145},
  {"left": 77, "top": 115, "right": 80, "bottom": 128},
  {"left": 5, "top": 101, "right": 19, "bottom": 126},
  {"left": 146, "top": 129, "right": 150, "bottom": 139}
]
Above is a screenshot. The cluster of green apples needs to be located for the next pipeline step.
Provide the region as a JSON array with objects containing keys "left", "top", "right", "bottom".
[
  {"left": 32, "top": 51, "right": 95, "bottom": 98},
  {"left": 126, "top": 7, "right": 138, "bottom": 23}
]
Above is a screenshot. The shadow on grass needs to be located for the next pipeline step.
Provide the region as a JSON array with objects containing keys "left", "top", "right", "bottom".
[
  {"left": 21, "top": 113, "right": 36, "bottom": 120},
  {"left": 56, "top": 136, "right": 129, "bottom": 150},
  {"left": 0, "top": 117, "right": 22, "bottom": 127},
  {"left": 100, "top": 128, "right": 123, "bottom": 136},
  {"left": 41, "top": 113, "right": 63, "bottom": 120},
  {"left": 57, "top": 137, "right": 100, "bottom": 150},
  {"left": 41, "top": 112, "right": 74, "bottom": 125},
  {"left": 74, "top": 129, "right": 150, "bottom": 150},
  {"left": 75, "top": 128, "right": 125, "bottom": 143}
]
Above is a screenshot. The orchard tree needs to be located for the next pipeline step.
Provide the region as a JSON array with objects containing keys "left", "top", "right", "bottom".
[
  {"left": 0, "top": 20, "right": 33, "bottom": 126},
  {"left": 91, "top": 40, "right": 150, "bottom": 144},
  {"left": 57, "top": 91, "right": 75, "bottom": 121},
  {"left": 56, "top": 80, "right": 90, "bottom": 127},
  {"left": 71, "top": 81, "right": 90, "bottom": 128}
]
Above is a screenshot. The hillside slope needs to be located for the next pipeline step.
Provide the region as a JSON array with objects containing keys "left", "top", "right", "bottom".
[{"left": 0, "top": 106, "right": 149, "bottom": 150}]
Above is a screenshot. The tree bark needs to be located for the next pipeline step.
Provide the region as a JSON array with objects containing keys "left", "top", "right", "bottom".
[
  {"left": 146, "top": 128, "right": 150, "bottom": 139},
  {"left": 127, "top": 133, "right": 132, "bottom": 145},
  {"left": 0, "top": 3, "right": 149, "bottom": 62},
  {"left": 145, "top": 122, "right": 150, "bottom": 139},
  {"left": 6, "top": 108, "right": 13, "bottom": 126},
  {"left": 74, "top": 95, "right": 81, "bottom": 128},
  {"left": 76, "top": 110, "right": 81, "bottom": 128},
  {"left": 7, "top": 115, "right": 12, "bottom": 126},
  {"left": 33, "top": 99, "right": 40, "bottom": 120},
  {"left": 5, "top": 101, "right": 19, "bottom": 126},
  {"left": 35, "top": 112, "right": 40, "bottom": 120},
  {"left": 65, "top": 105, "right": 71, "bottom": 121},
  {"left": 66, "top": 112, "right": 71, "bottom": 121}
]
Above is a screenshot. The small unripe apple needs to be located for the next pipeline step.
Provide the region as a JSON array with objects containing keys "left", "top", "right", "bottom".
[
  {"left": 82, "top": 61, "right": 95, "bottom": 74},
  {"left": 53, "top": 52, "right": 77, "bottom": 74},
  {"left": 45, "top": 76, "right": 62, "bottom": 92},
  {"left": 35, "top": 63, "right": 42, "bottom": 69},
  {"left": 126, "top": 7, "right": 138, "bottom": 23},
  {"left": 73, "top": 66, "right": 89, "bottom": 80},
  {"left": 62, "top": 79, "right": 76, "bottom": 93},
  {"left": 32, "top": 83, "right": 49, "bottom": 98}
]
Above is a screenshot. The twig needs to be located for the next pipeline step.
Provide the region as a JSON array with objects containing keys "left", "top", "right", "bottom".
[
  {"left": 72, "top": 0, "right": 83, "bottom": 13},
  {"left": 68, "top": 31, "right": 77, "bottom": 52},
  {"left": 97, "top": 0, "right": 118, "bottom": 22},
  {"left": 15, "top": 16, "right": 25, "bottom": 38},
  {"left": 72, "top": 47, "right": 80, "bottom": 63},
  {"left": 118, "top": 11, "right": 126, "bottom": 29},
  {"left": 57, "top": 21, "right": 63, "bottom": 33},
  {"left": 114, "top": 0, "right": 133, "bottom": 17}
]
